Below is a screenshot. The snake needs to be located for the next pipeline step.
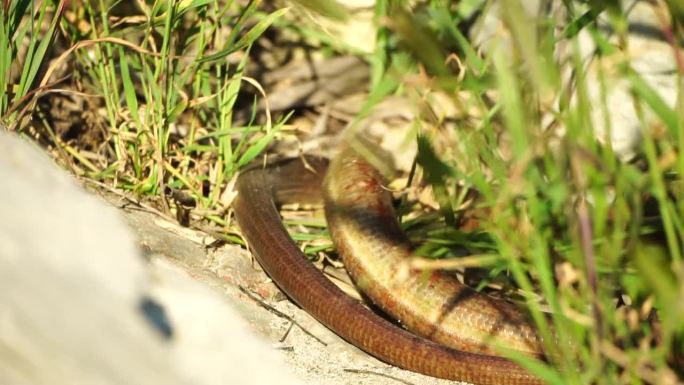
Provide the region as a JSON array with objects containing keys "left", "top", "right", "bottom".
[{"left": 233, "top": 146, "right": 547, "bottom": 385}]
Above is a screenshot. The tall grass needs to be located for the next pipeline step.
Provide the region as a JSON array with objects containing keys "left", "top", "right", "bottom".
[
  {"left": 72, "top": 1, "right": 288, "bottom": 206},
  {"left": 0, "top": 0, "right": 66, "bottom": 121},
  {"left": 369, "top": 1, "right": 684, "bottom": 384},
  {"left": 1, "top": 1, "right": 289, "bottom": 247}
]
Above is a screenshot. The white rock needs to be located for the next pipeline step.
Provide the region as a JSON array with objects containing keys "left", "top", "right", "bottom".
[
  {"left": 0, "top": 131, "right": 176, "bottom": 385},
  {"left": 0, "top": 130, "right": 303, "bottom": 385},
  {"left": 147, "top": 257, "right": 304, "bottom": 385}
]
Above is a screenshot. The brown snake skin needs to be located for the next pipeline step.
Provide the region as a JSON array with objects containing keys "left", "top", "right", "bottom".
[{"left": 233, "top": 147, "right": 546, "bottom": 385}]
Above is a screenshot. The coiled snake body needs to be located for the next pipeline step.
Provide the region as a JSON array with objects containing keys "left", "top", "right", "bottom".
[{"left": 234, "top": 147, "right": 546, "bottom": 385}]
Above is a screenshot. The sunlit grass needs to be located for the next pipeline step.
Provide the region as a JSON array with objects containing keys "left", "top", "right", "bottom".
[
  {"left": 371, "top": 1, "right": 684, "bottom": 383},
  {"left": 2, "top": 0, "right": 288, "bottom": 233}
]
